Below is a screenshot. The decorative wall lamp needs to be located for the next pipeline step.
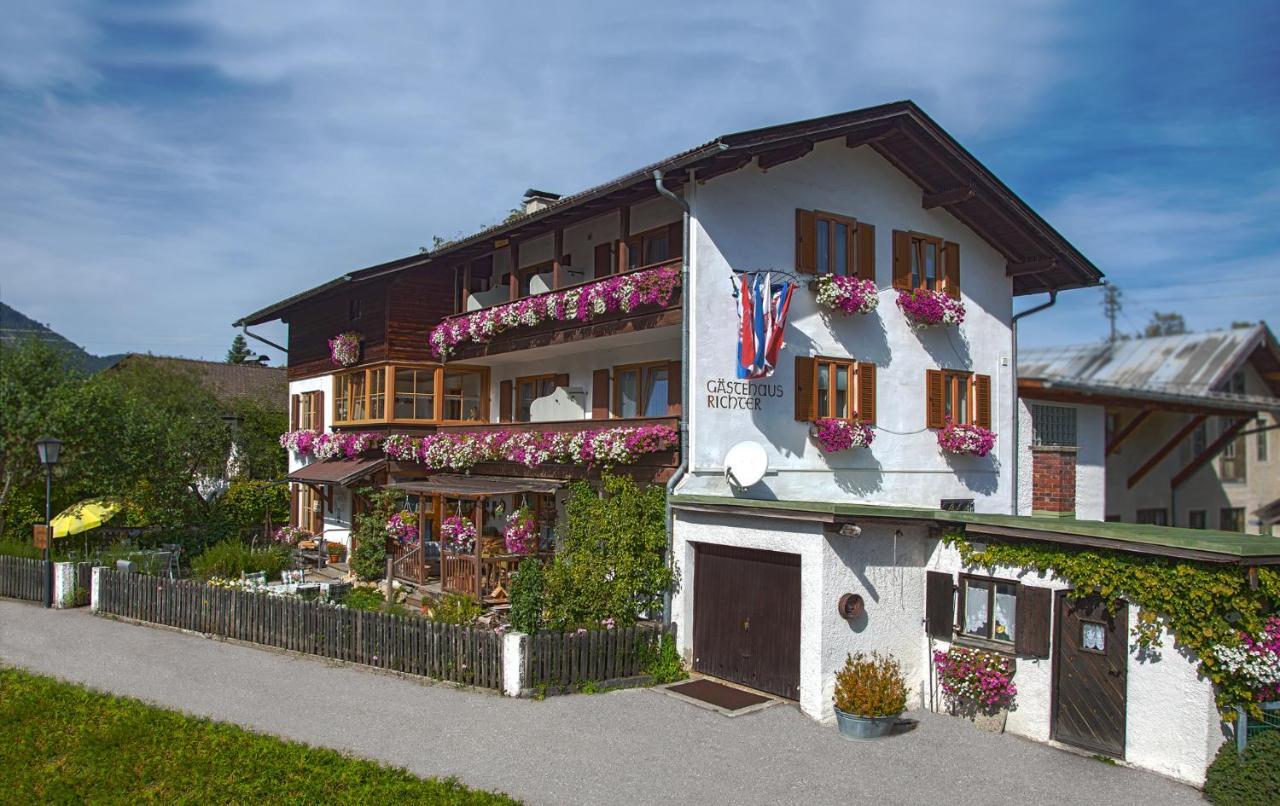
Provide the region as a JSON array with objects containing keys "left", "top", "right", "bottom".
[{"left": 837, "top": 593, "right": 865, "bottom": 620}]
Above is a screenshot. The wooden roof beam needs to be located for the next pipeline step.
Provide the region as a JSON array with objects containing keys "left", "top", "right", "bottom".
[
  {"left": 695, "top": 154, "right": 752, "bottom": 184},
  {"left": 1106, "top": 409, "right": 1152, "bottom": 456},
  {"left": 756, "top": 141, "right": 814, "bottom": 171},
  {"left": 1008, "top": 257, "right": 1057, "bottom": 276},
  {"left": 1127, "top": 414, "right": 1207, "bottom": 489},
  {"left": 1171, "top": 416, "right": 1251, "bottom": 489},
  {"left": 845, "top": 124, "right": 900, "bottom": 149},
  {"left": 922, "top": 185, "right": 975, "bottom": 209}
]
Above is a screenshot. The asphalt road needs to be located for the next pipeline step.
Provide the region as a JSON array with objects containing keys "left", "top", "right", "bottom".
[{"left": 0, "top": 599, "right": 1202, "bottom": 805}]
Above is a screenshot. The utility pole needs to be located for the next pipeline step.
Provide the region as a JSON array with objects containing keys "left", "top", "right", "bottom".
[{"left": 1101, "top": 283, "right": 1122, "bottom": 344}]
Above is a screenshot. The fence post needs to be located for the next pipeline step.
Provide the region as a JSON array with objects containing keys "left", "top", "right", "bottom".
[
  {"left": 90, "top": 566, "right": 103, "bottom": 613},
  {"left": 502, "top": 631, "right": 528, "bottom": 697},
  {"left": 51, "top": 562, "right": 76, "bottom": 609}
]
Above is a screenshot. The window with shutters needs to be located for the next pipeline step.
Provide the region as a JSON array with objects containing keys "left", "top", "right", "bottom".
[
  {"left": 793, "top": 355, "right": 876, "bottom": 423},
  {"left": 625, "top": 223, "right": 682, "bottom": 272},
  {"left": 959, "top": 574, "right": 1019, "bottom": 645},
  {"left": 795, "top": 209, "right": 875, "bottom": 280},
  {"left": 925, "top": 369, "right": 989, "bottom": 428},
  {"left": 893, "top": 230, "right": 960, "bottom": 297},
  {"left": 334, "top": 363, "right": 486, "bottom": 425},
  {"left": 613, "top": 362, "right": 670, "bottom": 418},
  {"left": 297, "top": 391, "right": 322, "bottom": 431},
  {"left": 515, "top": 374, "right": 561, "bottom": 423}
]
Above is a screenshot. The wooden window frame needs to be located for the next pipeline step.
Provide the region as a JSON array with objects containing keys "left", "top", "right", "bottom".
[
  {"left": 956, "top": 573, "right": 1019, "bottom": 649},
  {"left": 1220, "top": 507, "right": 1245, "bottom": 533},
  {"left": 1135, "top": 508, "right": 1169, "bottom": 526},
  {"left": 612, "top": 361, "right": 673, "bottom": 419},
  {"left": 908, "top": 231, "right": 945, "bottom": 292},
  {"left": 297, "top": 391, "right": 322, "bottom": 431},
  {"left": 893, "top": 229, "right": 959, "bottom": 298},
  {"left": 813, "top": 210, "right": 859, "bottom": 277},
  {"left": 796, "top": 208, "right": 875, "bottom": 280},
  {"left": 941, "top": 370, "right": 975, "bottom": 426},
  {"left": 794, "top": 355, "right": 876, "bottom": 424},
  {"left": 334, "top": 363, "right": 489, "bottom": 426},
  {"left": 811, "top": 356, "right": 869, "bottom": 422},
  {"left": 1187, "top": 509, "right": 1207, "bottom": 530},
  {"left": 515, "top": 373, "right": 561, "bottom": 423},
  {"left": 625, "top": 223, "right": 681, "bottom": 273}
]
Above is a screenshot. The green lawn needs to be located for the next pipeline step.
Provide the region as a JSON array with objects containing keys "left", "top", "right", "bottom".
[{"left": 0, "top": 667, "right": 518, "bottom": 804}]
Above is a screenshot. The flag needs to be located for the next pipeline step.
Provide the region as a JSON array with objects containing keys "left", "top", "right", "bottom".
[{"left": 735, "top": 272, "right": 796, "bottom": 379}]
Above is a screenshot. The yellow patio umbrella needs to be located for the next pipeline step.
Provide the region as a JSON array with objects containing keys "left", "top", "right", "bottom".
[{"left": 50, "top": 497, "right": 122, "bottom": 539}]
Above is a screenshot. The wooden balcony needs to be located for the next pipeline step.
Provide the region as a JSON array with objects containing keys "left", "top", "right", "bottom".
[{"left": 441, "top": 551, "right": 552, "bottom": 604}]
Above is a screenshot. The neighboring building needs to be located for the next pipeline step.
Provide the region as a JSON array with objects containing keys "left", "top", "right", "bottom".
[
  {"left": 1019, "top": 325, "right": 1280, "bottom": 533},
  {"left": 236, "top": 101, "right": 1263, "bottom": 784},
  {"left": 107, "top": 354, "right": 287, "bottom": 410}
]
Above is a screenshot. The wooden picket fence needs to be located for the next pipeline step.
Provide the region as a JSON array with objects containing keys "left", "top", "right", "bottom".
[
  {"left": 95, "top": 570, "right": 503, "bottom": 689},
  {"left": 0, "top": 556, "right": 48, "bottom": 602},
  {"left": 527, "top": 623, "right": 671, "bottom": 689}
]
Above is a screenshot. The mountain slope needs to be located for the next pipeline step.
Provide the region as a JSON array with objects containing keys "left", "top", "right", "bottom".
[{"left": 0, "top": 301, "right": 124, "bottom": 372}]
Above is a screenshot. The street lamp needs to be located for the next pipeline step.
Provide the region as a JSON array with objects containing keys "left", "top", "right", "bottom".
[{"left": 35, "top": 436, "right": 62, "bottom": 609}]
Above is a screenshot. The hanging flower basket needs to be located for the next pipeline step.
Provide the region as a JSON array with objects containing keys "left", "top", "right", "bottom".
[
  {"left": 503, "top": 507, "right": 539, "bottom": 555},
  {"left": 440, "top": 515, "right": 477, "bottom": 554},
  {"left": 896, "top": 288, "right": 965, "bottom": 329},
  {"left": 815, "top": 275, "right": 879, "bottom": 316},
  {"left": 385, "top": 510, "right": 419, "bottom": 548},
  {"left": 810, "top": 417, "right": 875, "bottom": 453},
  {"left": 329, "top": 332, "right": 361, "bottom": 366},
  {"left": 936, "top": 420, "right": 996, "bottom": 457},
  {"left": 933, "top": 647, "right": 1017, "bottom": 722}
]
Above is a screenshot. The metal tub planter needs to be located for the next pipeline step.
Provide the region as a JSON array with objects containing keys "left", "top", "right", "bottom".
[
  {"left": 832, "top": 651, "right": 908, "bottom": 742},
  {"left": 834, "top": 707, "right": 900, "bottom": 740}
]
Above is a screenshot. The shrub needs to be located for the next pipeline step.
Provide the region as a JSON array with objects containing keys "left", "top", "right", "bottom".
[
  {"left": 643, "top": 632, "right": 687, "bottom": 685},
  {"left": 429, "top": 593, "right": 483, "bottom": 626},
  {"left": 191, "top": 539, "right": 290, "bottom": 582},
  {"left": 508, "top": 558, "right": 546, "bottom": 634},
  {"left": 1205, "top": 729, "right": 1280, "bottom": 805},
  {"left": 349, "top": 538, "right": 386, "bottom": 581},
  {"left": 348, "top": 488, "right": 402, "bottom": 581},
  {"left": 343, "top": 587, "right": 388, "bottom": 613},
  {"left": 833, "top": 652, "right": 907, "bottom": 717}
]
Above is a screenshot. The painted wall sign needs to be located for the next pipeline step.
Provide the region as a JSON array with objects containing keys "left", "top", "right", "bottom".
[{"left": 704, "top": 378, "right": 784, "bottom": 411}]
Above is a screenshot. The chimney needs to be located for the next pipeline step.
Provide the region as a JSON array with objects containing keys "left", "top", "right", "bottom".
[
  {"left": 1031, "top": 446, "right": 1077, "bottom": 518},
  {"left": 522, "top": 188, "right": 561, "bottom": 215}
]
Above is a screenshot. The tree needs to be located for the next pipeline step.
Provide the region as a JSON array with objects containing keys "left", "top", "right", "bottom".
[
  {"left": 1143, "top": 311, "right": 1188, "bottom": 338},
  {"left": 225, "top": 334, "right": 253, "bottom": 364},
  {"left": 1232, "top": 321, "right": 1257, "bottom": 330}
]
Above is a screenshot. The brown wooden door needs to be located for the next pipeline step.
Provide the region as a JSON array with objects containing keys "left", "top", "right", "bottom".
[
  {"left": 1052, "top": 592, "right": 1127, "bottom": 757},
  {"left": 692, "top": 543, "right": 801, "bottom": 699}
]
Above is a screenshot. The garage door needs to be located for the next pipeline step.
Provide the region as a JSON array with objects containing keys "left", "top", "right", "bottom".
[{"left": 692, "top": 543, "right": 801, "bottom": 699}]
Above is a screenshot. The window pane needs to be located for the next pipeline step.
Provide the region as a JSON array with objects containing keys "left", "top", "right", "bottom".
[
  {"left": 816, "top": 219, "right": 829, "bottom": 275},
  {"left": 619, "top": 369, "right": 639, "bottom": 418},
  {"left": 350, "top": 372, "right": 366, "bottom": 420},
  {"left": 924, "top": 241, "right": 938, "bottom": 290},
  {"left": 518, "top": 381, "right": 536, "bottom": 422},
  {"left": 833, "top": 223, "right": 847, "bottom": 276},
  {"left": 369, "top": 369, "right": 385, "bottom": 419},
  {"left": 817, "top": 363, "right": 830, "bottom": 418},
  {"left": 943, "top": 375, "right": 953, "bottom": 420},
  {"left": 1082, "top": 622, "right": 1106, "bottom": 652},
  {"left": 956, "top": 377, "right": 969, "bottom": 424},
  {"left": 539, "top": 378, "right": 557, "bottom": 397},
  {"left": 963, "top": 579, "right": 991, "bottom": 637},
  {"left": 994, "top": 583, "right": 1016, "bottom": 643},
  {"left": 644, "top": 235, "right": 668, "bottom": 266},
  {"left": 643, "top": 368, "right": 668, "bottom": 417},
  {"left": 394, "top": 369, "right": 414, "bottom": 419},
  {"left": 835, "top": 365, "right": 849, "bottom": 419},
  {"left": 335, "top": 375, "right": 349, "bottom": 422},
  {"left": 460, "top": 372, "right": 481, "bottom": 421},
  {"left": 911, "top": 240, "right": 921, "bottom": 288}
]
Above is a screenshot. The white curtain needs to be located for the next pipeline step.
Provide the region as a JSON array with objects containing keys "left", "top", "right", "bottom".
[
  {"left": 964, "top": 581, "right": 988, "bottom": 635},
  {"left": 994, "top": 585, "right": 1017, "bottom": 643}
]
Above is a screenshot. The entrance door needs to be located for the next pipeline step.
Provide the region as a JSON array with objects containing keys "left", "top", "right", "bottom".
[
  {"left": 1052, "top": 592, "right": 1128, "bottom": 757},
  {"left": 692, "top": 543, "right": 801, "bottom": 699}
]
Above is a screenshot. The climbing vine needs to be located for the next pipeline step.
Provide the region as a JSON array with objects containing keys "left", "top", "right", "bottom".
[{"left": 942, "top": 531, "right": 1280, "bottom": 714}]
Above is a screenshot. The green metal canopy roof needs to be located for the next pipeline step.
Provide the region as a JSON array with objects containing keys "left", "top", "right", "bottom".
[{"left": 669, "top": 494, "right": 1280, "bottom": 564}]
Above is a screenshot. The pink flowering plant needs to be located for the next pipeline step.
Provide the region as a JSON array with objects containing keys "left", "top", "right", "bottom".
[
  {"left": 503, "top": 507, "right": 539, "bottom": 555},
  {"left": 429, "top": 264, "right": 680, "bottom": 358},
  {"left": 279, "top": 430, "right": 384, "bottom": 460},
  {"left": 933, "top": 647, "right": 1017, "bottom": 716},
  {"left": 815, "top": 275, "right": 879, "bottom": 316},
  {"left": 895, "top": 288, "right": 965, "bottom": 328},
  {"left": 1213, "top": 616, "right": 1280, "bottom": 701},
  {"left": 328, "top": 331, "right": 361, "bottom": 366},
  {"left": 440, "top": 515, "right": 477, "bottom": 554},
  {"left": 385, "top": 510, "right": 419, "bottom": 548},
  {"left": 273, "top": 526, "right": 313, "bottom": 545},
  {"left": 810, "top": 417, "right": 875, "bottom": 453},
  {"left": 936, "top": 419, "right": 996, "bottom": 457}
]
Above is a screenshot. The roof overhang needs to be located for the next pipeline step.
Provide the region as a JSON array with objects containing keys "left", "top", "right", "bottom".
[
  {"left": 1019, "top": 377, "right": 1280, "bottom": 416},
  {"left": 286, "top": 457, "right": 386, "bottom": 486},
  {"left": 235, "top": 101, "right": 1102, "bottom": 326}
]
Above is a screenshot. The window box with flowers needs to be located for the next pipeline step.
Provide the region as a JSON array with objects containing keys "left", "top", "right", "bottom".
[
  {"left": 925, "top": 369, "right": 995, "bottom": 456},
  {"left": 794, "top": 356, "right": 877, "bottom": 453},
  {"left": 932, "top": 646, "right": 1017, "bottom": 732},
  {"left": 810, "top": 418, "right": 875, "bottom": 453},
  {"left": 895, "top": 288, "right": 965, "bottom": 329},
  {"left": 891, "top": 230, "right": 963, "bottom": 328},
  {"left": 815, "top": 275, "right": 879, "bottom": 316}
]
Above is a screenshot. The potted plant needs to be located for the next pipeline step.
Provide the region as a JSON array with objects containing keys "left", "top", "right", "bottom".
[
  {"left": 932, "top": 647, "right": 1017, "bottom": 732},
  {"left": 833, "top": 651, "right": 907, "bottom": 740},
  {"left": 325, "top": 541, "right": 345, "bottom": 564}
]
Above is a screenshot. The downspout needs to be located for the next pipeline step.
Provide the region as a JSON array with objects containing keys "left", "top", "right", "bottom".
[
  {"left": 240, "top": 323, "right": 288, "bottom": 355},
  {"left": 1010, "top": 287, "right": 1058, "bottom": 515},
  {"left": 654, "top": 169, "right": 691, "bottom": 628}
]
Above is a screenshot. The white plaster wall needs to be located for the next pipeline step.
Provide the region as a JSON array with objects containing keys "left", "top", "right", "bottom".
[
  {"left": 1017, "top": 399, "right": 1106, "bottom": 520},
  {"left": 285, "top": 375, "right": 353, "bottom": 548},
  {"left": 683, "top": 139, "right": 1015, "bottom": 512}
]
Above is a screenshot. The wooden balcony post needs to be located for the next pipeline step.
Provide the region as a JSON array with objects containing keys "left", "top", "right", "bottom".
[
  {"left": 616, "top": 207, "right": 630, "bottom": 274},
  {"left": 552, "top": 228, "right": 563, "bottom": 290},
  {"left": 473, "top": 497, "right": 484, "bottom": 600},
  {"left": 509, "top": 242, "right": 521, "bottom": 301}
]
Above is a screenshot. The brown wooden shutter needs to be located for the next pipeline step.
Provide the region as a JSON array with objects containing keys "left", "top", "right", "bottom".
[
  {"left": 594, "top": 242, "right": 613, "bottom": 279},
  {"left": 795, "top": 209, "right": 816, "bottom": 274},
  {"left": 943, "top": 240, "right": 961, "bottom": 299},
  {"left": 857, "top": 363, "right": 877, "bottom": 425},
  {"left": 1015, "top": 585, "right": 1053, "bottom": 658},
  {"left": 554, "top": 373, "right": 570, "bottom": 389},
  {"left": 499, "top": 380, "right": 513, "bottom": 423},
  {"left": 290, "top": 394, "right": 299, "bottom": 430},
  {"left": 289, "top": 484, "right": 299, "bottom": 528},
  {"left": 925, "top": 369, "right": 945, "bottom": 429},
  {"left": 974, "top": 374, "right": 992, "bottom": 430},
  {"left": 892, "top": 230, "right": 912, "bottom": 289},
  {"left": 794, "top": 356, "right": 816, "bottom": 421},
  {"left": 667, "top": 221, "right": 683, "bottom": 260},
  {"left": 667, "top": 360, "right": 681, "bottom": 416},
  {"left": 592, "top": 369, "right": 611, "bottom": 419},
  {"left": 925, "top": 571, "right": 955, "bottom": 639},
  {"left": 856, "top": 222, "right": 876, "bottom": 283},
  {"left": 314, "top": 391, "right": 324, "bottom": 430}
]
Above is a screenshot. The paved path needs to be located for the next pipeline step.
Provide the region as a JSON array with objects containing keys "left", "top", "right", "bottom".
[{"left": 0, "top": 600, "right": 1201, "bottom": 805}]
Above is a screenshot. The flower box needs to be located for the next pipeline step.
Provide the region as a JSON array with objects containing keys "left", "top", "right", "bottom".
[
  {"left": 328, "top": 332, "right": 361, "bottom": 366},
  {"left": 810, "top": 418, "right": 875, "bottom": 453},
  {"left": 936, "top": 420, "right": 996, "bottom": 457},
  {"left": 814, "top": 275, "right": 879, "bottom": 316},
  {"left": 895, "top": 288, "right": 964, "bottom": 328},
  {"left": 933, "top": 647, "right": 1016, "bottom": 727}
]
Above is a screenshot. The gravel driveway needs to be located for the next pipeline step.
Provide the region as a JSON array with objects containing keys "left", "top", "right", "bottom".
[{"left": 0, "top": 600, "right": 1203, "bottom": 805}]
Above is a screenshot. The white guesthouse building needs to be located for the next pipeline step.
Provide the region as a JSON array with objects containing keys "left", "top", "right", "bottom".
[{"left": 238, "top": 103, "right": 1270, "bottom": 785}]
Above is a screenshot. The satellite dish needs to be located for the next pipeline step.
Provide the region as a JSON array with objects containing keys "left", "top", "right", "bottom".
[{"left": 724, "top": 441, "right": 768, "bottom": 489}]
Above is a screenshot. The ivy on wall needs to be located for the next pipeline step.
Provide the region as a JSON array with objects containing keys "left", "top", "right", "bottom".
[{"left": 942, "top": 531, "right": 1280, "bottom": 715}]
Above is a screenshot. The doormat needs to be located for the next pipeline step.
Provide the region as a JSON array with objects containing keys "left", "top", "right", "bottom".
[{"left": 666, "top": 678, "right": 772, "bottom": 711}]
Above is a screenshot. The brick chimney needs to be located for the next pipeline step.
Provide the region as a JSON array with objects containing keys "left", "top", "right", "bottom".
[
  {"left": 1031, "top": 446, "right": 1077, "bottom": 517},
  {"left": 522, "top": 188, "right": 561, "bottom": 215}
]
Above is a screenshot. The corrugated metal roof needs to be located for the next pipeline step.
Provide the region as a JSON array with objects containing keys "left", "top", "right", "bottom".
[{"left": 1020, "top": 325, "right": 1268, "bottom": 395}]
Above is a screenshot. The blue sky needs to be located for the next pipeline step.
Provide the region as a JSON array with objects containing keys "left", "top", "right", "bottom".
[{"left": 1, "top": 0, "right": 1276, "bottom": 362}]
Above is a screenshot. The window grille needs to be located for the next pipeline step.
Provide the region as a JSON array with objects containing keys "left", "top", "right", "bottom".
[
  {"left": 1031, "top": 404, "right": 1077, "bottom": 447},
  {"left": 940, "top": 499, "right": 975, "bottom": 512}
]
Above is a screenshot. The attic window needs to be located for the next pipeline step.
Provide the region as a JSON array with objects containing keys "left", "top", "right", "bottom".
[{"left": 348, "top": 299, "right": 361, "bottom": 321}]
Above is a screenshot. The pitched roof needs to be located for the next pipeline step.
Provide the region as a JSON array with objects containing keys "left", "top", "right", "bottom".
[
  {"left": 108, "top": 355, "right": 287, "bottom": 409},
  {"left": 237, "top": 100, "right": 1102, "bottom": 326},
  {"left": 1019, "top": 324, "right": 1280, "bottom": 403}
]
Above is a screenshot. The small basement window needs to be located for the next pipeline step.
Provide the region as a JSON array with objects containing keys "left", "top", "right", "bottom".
[{"left": 940, "top": 499, "right": 975, "bottom": 512}]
